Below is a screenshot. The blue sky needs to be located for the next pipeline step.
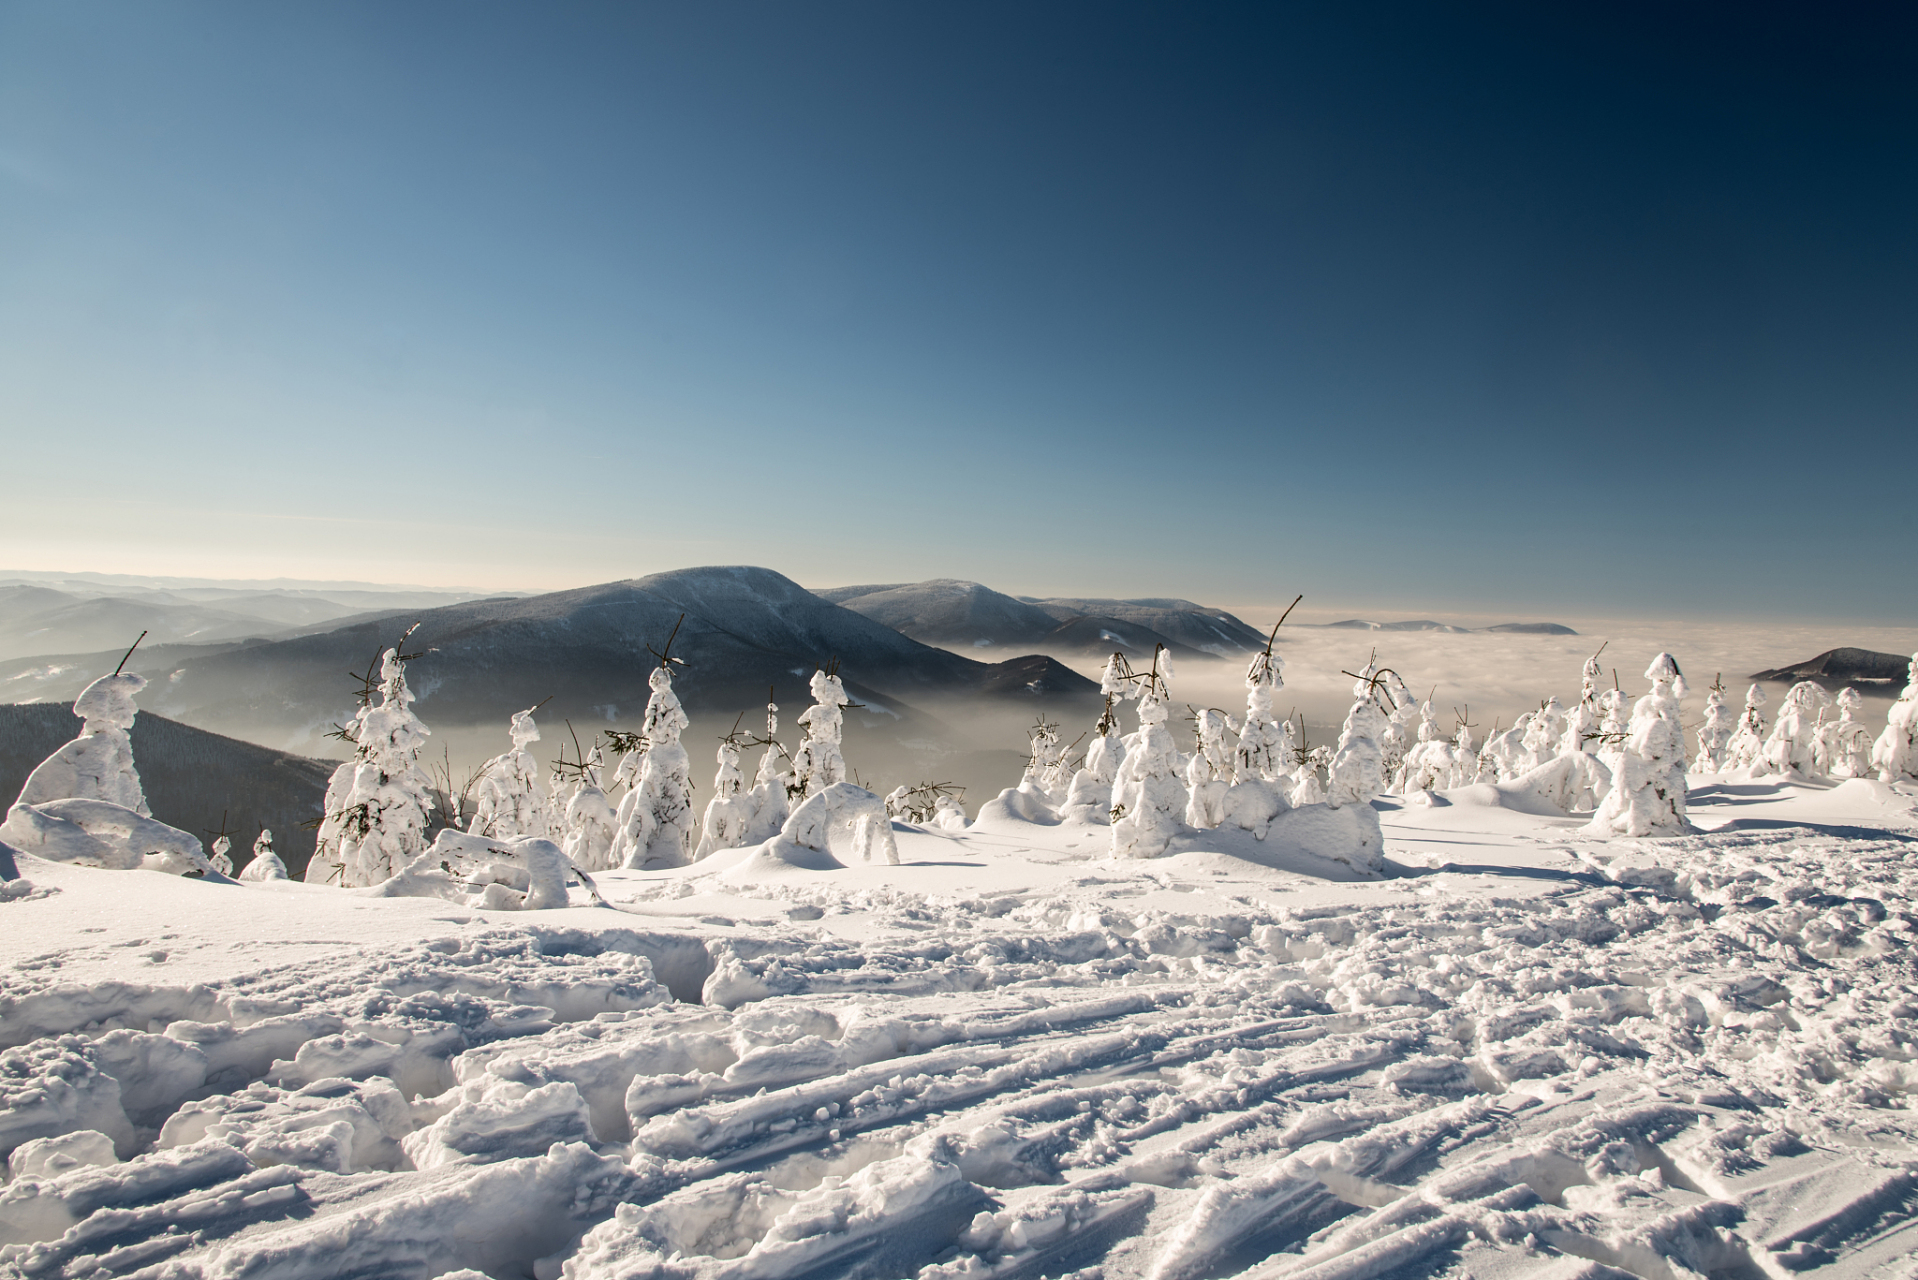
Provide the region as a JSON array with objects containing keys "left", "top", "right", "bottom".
[{"left": 2, "top": 2, "right": 1913, "bottom": 618}]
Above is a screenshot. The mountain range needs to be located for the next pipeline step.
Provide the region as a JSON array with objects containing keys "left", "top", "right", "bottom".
[{"left": 815, "top": 579, "right": 1270, "bottom": 660}]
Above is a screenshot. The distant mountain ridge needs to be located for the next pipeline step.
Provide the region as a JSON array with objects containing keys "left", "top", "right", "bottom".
[
  {"left": 816, "top": 579, "right": 1269, "bottom": 659},
  {"left": 1750, "top": 647, "right": 1913, "bottom": 688}
]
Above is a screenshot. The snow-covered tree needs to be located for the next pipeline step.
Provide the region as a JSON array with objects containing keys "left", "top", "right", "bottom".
[
  {"left": 742, "top": 692, "right": 795, "bottom": 841},
  {"left": 1326, "top": 664, "right": 1387, "bottom": 807},
  {"left": 559, "top": 746, "right": 619, "bottom": 871},
  {"left": 1232, "top": 648, "right": 1294, "bottom": 784},
  {"left": 1723, "top": 684, "right": 1769, "bottom": 774},
  {"left": 1872, "top": 654, "right": 1918, "bottom": 783},
  {"left": 884, "top": 780, "right": 968, "bottom": 830},
  {"left": 468, "top": 707, "right": 549, "bottom": 839},
  {"left": 1446, "top": 716, "right": 1481, "bottom": 790},
  {"left": 1587, "top": 653, "right": 1689, "bottom": 837},
  {"left": 1020, "top": 715, "right": 1071, "bottom": 800},
  {"left": 1184, "top": 707, "right": 1232, "bottom": 829},
  {"left": 613, "top": 661, "right": 697, "bottom": 870},
  {"left": 1761, "top": 680, "right": 1832, "bottom": 778},
  {"left": 695, "top": 736, "right": 755, "bottom": 859},
  {"left": 237, "top": 829, "right": 287, "bottom": 881},
  {"left": 1481, "top": 712, "right": 1534, "bottom": 782},
  {"left": 308, "top": 645, "right": 436, "bottom": 887},
  {"left": 791, "top": 666, "right": 850, "bottom": 800},
  {"left": 1695, "top": 678, "right": 1736, "bottom": 774},
  {"left": 1560, "top": 649, "right": 1607, "bottom": 756},
  {"left": 1821, "top": 687, "right": 1874, "bottom": 779},
  {"left": 1292, "top": 745, "right": 1330, "bottom": 805},
  {"left": 1061, "top": 656, "right": 1131, "bottom": 823},
  {"left": 1111, "top": 648, "right": 1185, "bottom": 858},
  {"left": 1393, "top": 701, "right": 1458, "bottom": 794},
  {"left": 1378, "top": 672, "right": 1419, "bottom": 783},
  {"left": 1520, "top": 698, "right": 1568, "bottom": 773},
  {"left": 17, "top": 671, "right": 151, "bottom": 815},
  {"left": 208, "top": 835, "right": 233, "bottom": 877}
]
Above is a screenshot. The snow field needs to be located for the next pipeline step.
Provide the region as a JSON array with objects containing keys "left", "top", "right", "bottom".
[{"left": 2, "top": 778, "right": 1918, "bottom": 1278}]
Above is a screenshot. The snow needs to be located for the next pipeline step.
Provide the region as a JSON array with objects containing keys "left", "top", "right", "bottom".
[{"left": 5, "top": 761, "right": 1918, "bottom": 1277}]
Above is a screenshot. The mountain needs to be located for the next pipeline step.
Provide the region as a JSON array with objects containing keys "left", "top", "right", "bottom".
[
  {"left": 40, "top": 568, "right": 1098, "bottom": 761},
  {"left": 819, "top": 580, "right": 1269, "bottom": 659},
  {"left": 0, "top": 705, "right": 332, "bottom": 879},
  {"left": 1750, "top": 647, "right": 1913, "bottom": 689}
]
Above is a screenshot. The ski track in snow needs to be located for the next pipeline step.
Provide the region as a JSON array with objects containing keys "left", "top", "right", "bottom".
[{"left": 4, "top": 779, "right": 1918, "bottom": 1279}]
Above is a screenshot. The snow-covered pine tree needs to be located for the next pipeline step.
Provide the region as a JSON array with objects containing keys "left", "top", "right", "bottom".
[
  {"left": 237, "top": 829, "right": 287, "bottom": 881},
  {"left": 1447, "top": 713, "right": 1481, "bottom": 790},
  {"left": 1184, "top": 707, "right": 1232, "bottom": 829},
  {"left": 1723, "top": 684, "right": 1769, "bottom": 774},
  {"left": 1326, "top": 662, "right": 1387, "bottom": 807},
  {"left": 1872, "top": 654, "right": 1918, "bottom": 783},
  {"left": 309, "top": 641, "right": 436, "bottom": 887},
  {"left": 1520, "top": 698, "right": 1568, "bottom": 773},
  {"left": 1695, "top": 676, "right": 1736, "bottom": 774},
  {"left": 1061, "top": 655, "right": 1131, "bottom": 823},
  {"left": 1393, "top": 700, "right": 1453, "bottom": 794},
  {"left": 1481, "top": 712, "right": 1534, "bottom": 782},
  {"left": 695, "top": 728, "right": 756, "bottom": 859},
  {"left": 613, "top": 626, "right": 698, "bottom": 869},
  {"left": 17, "top": 637, "right": 152, "bottom": 815},
  {"left": 1761, "top": 680, "right": 1832, "bottom": 778},
  {"left": 559, "top": 744, "right": 619, "bottom": 871},
  {"left": 740, "top": 689, "right": 796, "bottom": 842},
  {"left": 1111, "top": 646, "right": 1186, "bottom": 858},
  {"left": 468, "top": 706, "right": 550, "bottom": 839},
  {"left": 1587, "top": 653, "right": 1689, "bottom": 837},
  {"left": 791, "top": 663, "right": 851, "bottom": 800},
  {"left": 1559, "top": 647, "right": 1607, "bottom": 756},
  {"left": 1379, "top": 672, "right": 1419, "bottom": 783},
  {"left": 1020, "top": 715, "right": 1069, "bottom": 801},
  {"left": 1821, "top": 687, "right": 1874, "bottom": 779}
]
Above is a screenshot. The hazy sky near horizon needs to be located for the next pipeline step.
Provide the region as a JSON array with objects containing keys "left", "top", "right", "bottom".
[{"left": 3, "top": 3, "right": 1914, "bottom": 618}]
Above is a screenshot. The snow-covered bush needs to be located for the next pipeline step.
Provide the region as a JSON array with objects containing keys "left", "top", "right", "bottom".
[
  {"left": 1110, "top": 650, "right": 1185, "bottom": 858},
  {"left": 1723, "top": 684, "right": 1769, "bottom": 773},
  {"left": 208, "top": 835, "right": 233, "bottom": 877},
  {"left": 17, "top": 672, "right": 151, "bottom": 816},
  {"left": 307, "top": 646, "right": 436, "bottom": 887},
  {"left": 1060, "top": 657, "right": 1130, "bottom": 824},
  {"left": 1020, "top": 716, "right": 1071, "bottom": 800},
  {"left": 884, "top": 781, "right": 967, "bottom": 830},
  {"left": 0, "top": 797, "right": 211, "bottom": 874},
  {"left": 1392, "top": 701, "right": 1457, "bottom": 794},
  {"left": 1587, "top": 653, "right": 1689, "bottom": 838},
  {"left": 1872, "top": 654, "right": 1918, "bottom": 783},
  {"left": 238, "top": 829, "right": 287, "bottom": 881},
  {"left": 375, "top": 831, "right": 589, "bottom": 911},
  {"left": 1378, "top": 672, "right": 1419, "bottom": 783},
  {"left": 468, "top": 709, "right": 549, "bottom": 839},
  {"left": 1695, "top": 680, "right": 1736, "bottom": 773},
  {"left": 1560, "top": 650, "right": 1606, "bottom": 757},
  {"left": 612, "top": 665, "right": 697, "bottom": 870},
  {"left": 1326, "top": 664, "right": 1386, "bottom": 808},
  {"left": 791, "top": 668, "right": 850, "bottom": 800},
  {"left": 1519, "top": 698, "right": 1567, "bottom": 773},
  {"left": 778, "top": 781, "right": 899, "bottom": 866},
  {"left": 1480, "top": 712, "right": 1533, "bottom": 783},
  {"left": 1762, "top": 681, "right": 1832, "bottom": 778},
  {"left": 739, "top": 694, "right": 795, "bottom": 844},
  {"left": 1232, "top": 641, "right": 1293, "bottom": 783}
]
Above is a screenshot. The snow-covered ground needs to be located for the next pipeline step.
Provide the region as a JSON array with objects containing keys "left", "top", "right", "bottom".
[{"left": 4, "top": 775, "right": 1918, "bottom": 1280}]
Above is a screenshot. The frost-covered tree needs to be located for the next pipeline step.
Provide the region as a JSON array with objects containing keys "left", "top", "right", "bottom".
[
  {"left": 1184, "top": 707, "right": 1232, "bottom": 829},
  {"left": 1111, "top": 648, "right": 1185, "bottom": 858},
  {"left": 1327, "top": 663, "right": 1387, "bottom": 807},
  {"left": 1061, "top": 656, "right": 1131, "bottom": 823},
  {"left": 1232, "top": 647, "right": 1294, "bottom": 784},
  {"left": 1723, "top": 684, "right": 1769, "bottom": 774},
  {"left": 559, "top": 745, "right": 619, "bottom": 871},
  {"left": 1560, "top": 648, "right": 1607, "bottom": 757},
  {"left": 884, "top": 780, "right": 968, "bottom": 830},
  {"left": 308, "top": 643, "right": 436, "bottom": 887},
  {"left": 1762, "top": 681, "right": 1832, "bottom": 778},
  {"left": 208, "top": 835, "right": 233, "bottom": 877},
  {"left": 1520, "top": 698, "right": 1568, "bottom": 773},
  {"left": 1378, "top": 672, "right": 1419, "bottom": 783},
  {"left": 1872, "top": 654, "right": 1918, "bottom": 783},
  {"left": 237, "top": 829, "right": 287, "bottom": 881},
  {"left": 1481, "top": 712, "right": 1534, "bottom": 782},
  {"left": 1820, "top": 687, "right": 1874, "bottom": 779},
  {"left": 469, "top": 707, "right": 549, "bottom": 839},
  {"left": 1020, "top": 715, "right": 1071, "bottom": 800},
  {"left": 613, "top": 657, "right": 697, "bottom": 870},
  {"left": 1695, "top": 677, "right": 1736, "bottom": 774},
  {"left": 1292, "top": 745, "right": 1330, "bottom": 805},
  {"left": 741, "top": 692, "right": 796, "bottom": 842},
  {"left": 17, "top": 665, "right": 151, "bottom": 816},
  {"left": 695, "top": 735, "right": 755, "bottom": 859},
  {"left": 1393, "top": 701, "right": 1457, "bottom": 794},
  {"left": 1587, "top": 653, "right": 1689, "bottom": 837},
  {"left": 791, "top": 666, "right": 850, "bottom": 800}
]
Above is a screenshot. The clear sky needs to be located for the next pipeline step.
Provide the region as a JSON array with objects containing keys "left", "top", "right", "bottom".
[{"left": 2, "top": 2, "right": 1913, "bottom": 618}]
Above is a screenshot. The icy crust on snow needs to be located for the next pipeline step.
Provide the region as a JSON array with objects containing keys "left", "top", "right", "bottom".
[{"left": 5, "top": 786, "right": 1918, "bottom": 1277}]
